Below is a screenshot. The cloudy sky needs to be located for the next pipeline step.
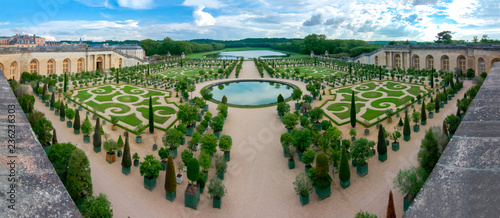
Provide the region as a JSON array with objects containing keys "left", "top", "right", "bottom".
[{"left": 1, "top": 0, "right": 498, "bottom": 42}]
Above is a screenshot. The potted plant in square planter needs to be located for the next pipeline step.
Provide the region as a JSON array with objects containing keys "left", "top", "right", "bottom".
[
  {"left": 176, "top": 161, "right": 184, "bottom": 184},
  {"left": 293, "top": 172, "right": 313, "bottom": 206},
  {"left": 350, "top": 138, "right": 375, "bottom": 177},
  {"left": 116, "top": 135, "right": 124, "bottom": 157},
  {"left": 281, "top": 132, "right": 293, "bottom": 157},
  {"left": 412, "top": 110, "right": 421, "bottom": 132},
  {"left": 121, "top": 135, "right": 132, "bottom": 175},
  {"left": 302, "top": 149, "right": 316, "bottom": 172},
  {"left": 390, "top": 131, "right": 402, "bottom": 151},
  {"left": 159, "top": 147, "right": 169, "bottom": 171},
  {"left": 309, "top": 107, "right": 324, "bottom": 130},
  {"left": 288, "top": 150, "right": 296, "bottom": 169},
  {"left": 185, "top": 158, "right": 200, "bottom": 210},
  {"left": 111, "top": 116, "right": 118, "bottom": 131},
  {"left": 162, "top": 128, "right": 183, "bottom": 159},
  {"left": 349, "top": 128, "right": 357, "bottom": 142},
  {"left": 338, "top": 147, "right": 350, "bottom": 189},
  {"left": 313, "top": 153, "right": 332, "bottom": 200},
  {"left": 282, "top": 113, "right": 299, "bottom": 132},
  {"left": 133, "top": 152, "right": 140, "bottom": 167},
  {"left": 164, "top": 155, "right": 177, "bottom": 202},
  {"left": 201, "top": 133, "right": 218, "bottom": 157},
  {"left": 140, "top": 155, "right": 162, "bottom": 191},
  {"left": 65, "top": 108, "right": 75, "bottom": 128},
  {"left": 198, "top": 151, "right": 211, "bottom": 182},
  {"left": 103, "top": 138, "right": 119, "bottom": 164},
  {"left": 210, "top": 115, "right": 224, "bottom": 138},
  {"left": 218, "top": 135, "right": 232, "bottom": 161},
  {"left": 214, "top": 155, "right": 227, "bottom": 180},
  {"left": 393, "top": 167, "right": 428, "bottom": 212},
  {"left": 426, "top": 101, "right": 435, "bottom": 119},
  {"left": 208, "top": 177, "right": 227, "bottom": 209},
  {"left": 81, "top": 115, "right": 93, "bottom": 144},
  {"left": 135, "top": 124, "right": 145, "bottom": 143}
]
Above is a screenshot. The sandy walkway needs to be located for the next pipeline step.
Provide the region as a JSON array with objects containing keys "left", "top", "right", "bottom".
[{"left": 34, "top": 60, "right": 472, "bottom": 218}]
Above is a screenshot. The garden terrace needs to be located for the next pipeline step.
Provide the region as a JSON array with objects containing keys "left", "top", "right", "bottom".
[
  {"left": 322, "top": 81, "right": 429, "bottom": 126},
  {"left": 71, "top": 84, "right": 178, "bottom": 131}
]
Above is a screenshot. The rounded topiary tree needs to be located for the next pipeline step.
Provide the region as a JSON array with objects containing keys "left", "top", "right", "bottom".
[
  {"left": 277, "top": 94, "right": 284, "bottom": 103},
  {"left": 218, "top": 134, "right": 232, "bottom": 161},
  {"left": 81, "top": 193, "right": 113, "bottom": 218},
  {"left": 187, "top": 158, "right": 200, "bottom": 184},
  {"left": 66, "top": 148, "right": 93, "bottom": 206},
  {"left": 302, "top": 149, "right": 316, "bottom": 169},
  {"left": 201, "top": 133, "right": 218, "bottom": 157}
]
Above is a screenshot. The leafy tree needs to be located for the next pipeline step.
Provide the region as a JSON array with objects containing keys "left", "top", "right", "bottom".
[
  {"left": 81, "top": 193, "right": 113, "bottom": 218},
  {"left": 350, "top": 91, "right": 356, "bottom": 128},
  {"left": 103, "top": 139, "right": 119, "bottom": 154},
  {"left": 320, "top": 120, "right": 332, "bottom": 131},
  {"left": 139, "top": 155, "right": 162, "bottom": 179},
  {"left": 81, "top": 116, "right": 93, "bottom": 136},
  {"left": 200, "top": 87, "right": 213, "bottom": 100},
  {"left": 291, "top": 88, "right": 302, "bottom": 103},
  {"left": 350, "top": 138, "right": 375, "bottom": 166},
  {"left": 210, "top": 115, "right": 224, "bottom": 132},
  {"left": 162, "top": 128, "right": 183, "bottom": 150},
  {"left": 444, "top": 114, "right": 461, "bottom": 134},
  {"left": 149, "top": 96, "right": 154, "bottom": 133},
  {"left": 93, "top": 117, "right": 102, "bottom": 147},
  {"left": 121, "top": 134, "right": 132, "bottom": 169},
  {"left": 435, "top": 30, "right": 452, "bottom": 44},
  {"left": 302, "top": 149, "right": 316, "bottom": 167},
  {"left": 293, "top": 172, "right": 313, "bottom": 197},
  {"left": 33, "top": 117, "right": 53, "bottom": 146},
  {"left": 17, "top": 94, "right": 35, "bottom": 113},
  {"left": 282, "top": 113, "right": 299, "bottom": 130},
  {"left": 403, "top": 111, "right": 411, "bottom": 140},
  {"left": 221, "top": 95, "right": 228, "bottom": 104},
  {"left": 354, "top": 210, "right": 377, "bottom": 218},
  {"left": 218, "top": 135, "right": 232, "bottom": 152},
  {"left": 47, "top": 143, "right": 77, "bottom": 185},
  {"left": 276, "top": 102, "right": 290, "bottom": 117},
  {"left": 291, "top": 128, "right": 312, "bottom": 153},
  {"left": 187, "top": 158, "right": 200, "bottom": 183},
  {"left": 165, "top": 155, "right": 177, "bottom": 193},
  {"left": 309, "top": 107, "right": 324, "bottom": 124},
  {"left": 181, "top": 149, "right": 192, "bottom": 166},
  {"left": 207, "top": 177, "right": 227, "bottom": 200},
  {"left": 412, "top": 110, "right": 421, "bottom": 125},
  {"left": 198, "top": 151, "right": 211, "bottom": 172},
  {"left": 393, "top": 166, "right": 428, "bottom": 202},
  {"left": 339, "top": 147, "right": 350, "bottom": 182},
  {"left": 418, "top": 129, "right": 440, "bottom": 174},
  {"left": 176, "top": 103, "right": 198, "bottom": 126},
  {"left": 281, "top": 132, "right": 293, "bottom": 152},
  {"left": 66, "top": 148, "right": 93, "bottom": 206},
  {"left": 65, "top": 108, "right": 75, "bottom": 121},
  {"left": 201, "top": 133, "right": 218, "bottom": 156},
  {"left": 217, "top": 103, "right": 229, "bottom": 119},
  {"left": 377, "top": 125, "right": 387, "bottom": 155},
  {"left": 73, "top": 109, "right": 81, "bottom": 132}
]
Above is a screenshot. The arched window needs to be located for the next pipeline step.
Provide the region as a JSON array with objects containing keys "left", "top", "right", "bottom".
[
  {"left": 394, "top": 54, "right": 401, "bottom": 68},
  {"left": 426, "top": 55, "right": 434, "bottom": 70},
  {"left": 77, "top": 58, "right": 84, "bottom": 72},
  {"left": 413, "top": 55, "right": 420, "bottom": 69},
  {"left": 441, "top": 55, "right": 449, "bottom": 71},
  {"left": 478, "top": 58, "right": 485, "bottom": 72},
  {"left": 10, "top": 62, "right": 17, "bottom": 80},
  {"left": 47, "top": 59, "right": 54, "bottom": 75},
  {"left": 375, "top": 56, "right": 379, "bottom": 66},
  {"left": 63, "top": 59, "right": 70, "bottom": 73},
  {"left": 30, "top": 59, "right": 38, "bottom": 74},
  {"left": 457, "top": 56, "right": 466, "bottom": 72}
]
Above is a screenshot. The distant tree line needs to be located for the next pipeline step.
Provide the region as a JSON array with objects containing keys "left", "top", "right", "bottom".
[{"left": 140, "top": 37, "right": 225, "bottom": 56}]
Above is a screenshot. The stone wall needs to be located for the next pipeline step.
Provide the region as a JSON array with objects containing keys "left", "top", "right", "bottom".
[
  {"left": 404, "top": 62, "right": 500, "bottom": 217},
  {"left": 0, "top": 71, "right": 81, "bottom": 217}
]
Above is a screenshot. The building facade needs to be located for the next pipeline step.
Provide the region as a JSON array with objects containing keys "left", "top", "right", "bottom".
[
  {"left": 0, "top": 47, "right": 148, "bottom": 80},
  {"left": 113, "top": 44, "right": 145, "bottom": 60},
  {"left": 353, "top": 44, "right": 500, "bottom": 74}
]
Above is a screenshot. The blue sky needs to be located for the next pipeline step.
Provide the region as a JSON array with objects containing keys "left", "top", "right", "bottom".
[{"left": 0, "top": 0, "right": 498, "bottom": 42}]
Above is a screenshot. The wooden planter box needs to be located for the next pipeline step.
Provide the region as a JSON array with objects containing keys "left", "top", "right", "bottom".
[
  {"left": 66, "top": 121, "right": 73, "bottom": 128},
  {"left": 134, "top": 160, "right": 139, "bottom": 167},
  {"left": 94, "top": 145, "right": 101, "bottom": 153},
  {"left": 111, "top": 125, "right": 117, "bottom": 131},
  {"left": 165, "top": 191, "right": 176, "bottom": 202},
  {"left": 392, "top": 142, "right": 400, "bottom": 151},
  {"left": 404, "top": 135, "right": 411, "bottom": 141},
  {"left": 169, "top": 148, "right": 178, "bottom": 159},
  {"left": 356, "top": 163, "right": 368, "bottom": 177},
  {"left": 136, "top": 136, "right": 142, "bottom": 143},
  {"left": 83, "top": 135, "right": 90, "bottom": 143},
  {"left": 144, "top": 176, "right": 157, "bottom": 191},
  {"left": 404, "top": 194, "right": 412, "bottom": 211},
  {"left": 315, "top": 186, "right": 331, "bottom": 200},
  {"left": 340, "top": 179, "right": 350, "bottom": 189},
  {"left": 184, "top": 184, "right": 200, "bottom": 210},
  {"left": 217, "top": 172, "right": 224, "bottom": 180},
  {"left": 122, "top": 167, "right": 131, "bottom": 175},
  {"left": 224, "top": 151, "right": 230, "bottom": 161},
  {"left": 106, "top": 152, "right": 116, "bottom": 164},
  {"left": 288, "top": 159, "right": 295, "bottom": 169},
  {"left": 378, "top": 153, "right": 387, "bottom": 162},
  {"left": 213, "top": 198, "right": 222, "bottom": 209}
]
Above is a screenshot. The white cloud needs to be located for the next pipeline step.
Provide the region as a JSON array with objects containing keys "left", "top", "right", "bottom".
[
  {"left": 0, "top": 22, "right": 10, "bottom": 25},
  {"left": 193, "top": 6, "right": 216, "bottom": 26},
  {"left": 183, "top": 0, "right": 224, "bottom": 9},
  {"left": 75, "top": 0, "right": 112, "bottom": 8},
  {"left": 117, "top": 0, "right": 154, "bottom": 9}
]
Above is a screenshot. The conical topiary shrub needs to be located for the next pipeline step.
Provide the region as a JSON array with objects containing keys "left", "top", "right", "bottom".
[{"left": 165, "top": 155, "right": 177, "bottom": 202}]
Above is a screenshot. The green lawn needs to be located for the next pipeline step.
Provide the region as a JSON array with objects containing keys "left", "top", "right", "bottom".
[
  {"left": 90, "top": 85, "right": 114, "bottom": 95},
  {"left": 339, "top": 93, "right": 369, "bottom": 102},
  {"left": 110, "top": 113, "right": 143, "bottom": 127},
  {"left": 361, "top": 108, "right": 386, "bottom": 121},
  {"left": 117, "top": 95, "right": 140, "bottom": 103},
  {"left": 94, "top": 91, "right": 123, "bottom": 102},
  {"left": 361, "top": 92, "right": 383, "bottom": 99},
  {"left": 327, "top": 102, "right": 365, "bottom": 119},
  {"left": 122, "top": 85, "right": 146, "bottom": 95},
  {"left": 141, "top": 90, "right": 166, "bottom": 98},
  {"left": 85, "top": 100, "right": 131, "bottom": 114},
  {"left": 378, "top": 87, "right": 404, "bottom": 97},
  {"left": 74, "top": 90, "right": 93, "bottom": 101},
  {"left": 371, "top": 96, "right": 413, "bottom": 109},
  {"left": 136, "top": 106, "right": 175, "bottom": 124},
  {"left": 133, "top": 97, "right": 162, "bottom": 106}
]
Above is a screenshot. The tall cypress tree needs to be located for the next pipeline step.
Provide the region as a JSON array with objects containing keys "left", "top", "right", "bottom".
[
  {"left": 63, "top": 72, "right": 68, "bottom": 93},
  {"left": 74, "top": 109, "right": 81, "bottom": 132},
  {"left": 116, "top": 71, "right": 119, "bottom": 84},
  {"left": 421, "top": 101, "right": 427, "bottom": 124},
  {"left": 52, "top": 129, "right": 58, "bottom": 145},
  {"left": 165, "top": 155, "right": 177, "bottom": 198},
  {"left": 149, "top": 96, "right": 154, "bottom": 133},
  {"left": 430, "top": 70, "right": 434, "bottom": 88},
  {"left": 387, "top": 190, "right": 396, "bottom": 218},
  {"left": 350, "top": 91, "right": 356, "bottom": 128},
  {"left": 60, "top": 100, "right": 65, "bottom": 120},
  {"left": 339, "top": 147, "right": 350, "bottom": 187},
  {"left": 435, "top": 92, "right": 440, "bottom": 113},
  {"left": 377, "top": 124, "right": 387, "bottom": 156},
  {"left": 50, "top": 92, "right": 55, "bottom": 108},
  {"left": 93, "top": 117, "right": 102, "bottom": 148},
  {"left": 403, "top": 111, "right": 411, "bottom": 141},
  {"left": 121, "top": 134, "right": 132, "bottom": 169}
]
